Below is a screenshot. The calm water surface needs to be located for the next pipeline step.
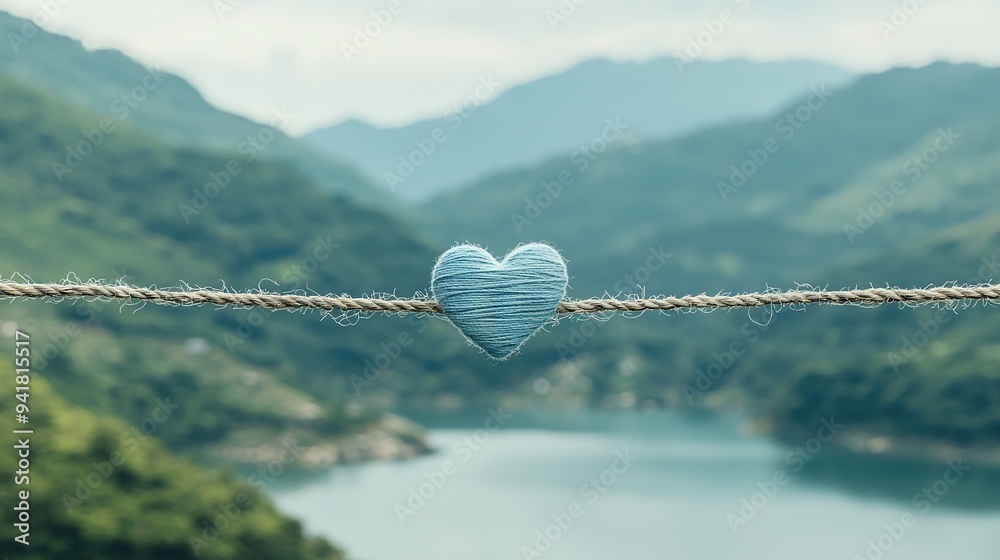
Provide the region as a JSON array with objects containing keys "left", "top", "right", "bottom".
[{"left": 269, "top": 409, "right": 1000, "bottom": 560}]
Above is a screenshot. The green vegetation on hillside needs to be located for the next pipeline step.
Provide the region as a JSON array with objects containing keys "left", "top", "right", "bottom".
[
  {"left": 0, "top": 74, "right": 456, "bottom": 454},
  {"left": 0, "top": 10, "right": 385, "bottom": 206},
  {"left": 421, "top": 63, "right": 1000, "bottom": 294},
  {"left": 0, "top": 70, "right": 588, "bottom": 460},
  {"left": 0, "top": 367, "right": 342, "bottom": 560},
  {"left": 417, "top": 62, "right": 1000, "bottom": 447},
  {"left": 4, "top": 60, "right": 999, "bottom": 453}
]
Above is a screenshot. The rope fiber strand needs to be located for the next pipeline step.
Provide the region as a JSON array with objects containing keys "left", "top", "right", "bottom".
[{"left": 2, "top": 281, "right": 1000, "bottom": 314}]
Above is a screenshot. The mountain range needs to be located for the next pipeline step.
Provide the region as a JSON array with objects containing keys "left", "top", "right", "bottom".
[
  {"left": 304, "top": 58, "right": 855, "bottom": 201},
  {"left": 419, "top": 62, "right": 1000, "bottom": 296}
]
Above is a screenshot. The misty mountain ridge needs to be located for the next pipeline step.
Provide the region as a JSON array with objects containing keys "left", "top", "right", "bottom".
[{"left": 304, "top": 57, "right": 856, "bottom": 201}]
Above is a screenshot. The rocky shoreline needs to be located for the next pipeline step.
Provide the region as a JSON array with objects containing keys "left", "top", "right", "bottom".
[
  {"left": 209, "top": 413, "right": 436, "bottom": 469},
  {"left": 747, "top": 416, "right": 1000, "bottom": 469},
  {"left": 832, "top": 429, "right": 1000, "bottom": 468},
  {"left": 210, "top": 402, "right": 1000, "bottom": 472}
]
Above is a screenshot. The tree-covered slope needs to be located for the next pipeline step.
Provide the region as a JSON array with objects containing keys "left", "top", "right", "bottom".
[
  {"left": 744, "top": 214, "right": 1000, "bottom": 447},
  {"left": 419, "top": 62, "right": 1000, "bottom": 295},
  {"left": 0, "top": 73, "right": 622, "bottom": 447},
  {"left": 412, "top": 62, "right": 1000, "bottom": 450},
  {"left": 0, "top": 10, "right": 385, "bottom": 206},
  {"left": 0, "top": 367, "right": 343, "bottom": 560},
  {"left": 0, "top": 74, "right": 454, "bottom": 457}
]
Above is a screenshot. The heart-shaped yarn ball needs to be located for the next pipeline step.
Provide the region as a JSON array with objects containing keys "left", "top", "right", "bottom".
[{"left": 431, "top": 243, "right": 568, "bottom": 360}]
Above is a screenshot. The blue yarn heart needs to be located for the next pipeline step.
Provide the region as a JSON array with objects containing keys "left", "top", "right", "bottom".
[{"left": 431, "top": 243, "right": 568, "bottom": 360}]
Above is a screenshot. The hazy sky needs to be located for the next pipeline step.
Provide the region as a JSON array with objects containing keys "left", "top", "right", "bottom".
[{"left": 3, "top": 0, "right": 997, "bottom": 134}]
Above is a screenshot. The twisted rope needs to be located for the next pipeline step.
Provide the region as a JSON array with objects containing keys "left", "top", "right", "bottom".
[{"left": 2, "top": 281, "right": 999, "bottom": 314}]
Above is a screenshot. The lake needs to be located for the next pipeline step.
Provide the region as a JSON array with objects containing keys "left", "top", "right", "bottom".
[{"left": 269, "top": 409, "right": 1000, "bottom": 560}]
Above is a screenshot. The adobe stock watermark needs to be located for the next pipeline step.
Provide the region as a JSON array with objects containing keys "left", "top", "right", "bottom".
[
  {"left": 212, "top": 0, "right": 247, "bottom": 21},
  {"left": 851, "top": 459, "right": 970, "bottom": 560},
  {"left": 726, "top": 417, "right": 843, "bottom": 533},
  {"left": 222, "top": 234, "right": 339, "bottom": 352},
  {"left": 545, "top": 0, "right": 588, "bottom": 30},
  {"left": 351, "top": 314, "right": 429, "bottom": 394},
  {"left": 885, "top": 254, "right": 997, "bottom": 371},
  {"left": 383, "top": 75, "right": 501, "bottom": 192},
  {"left": 682, "top": 304, "right": 781, "bottom": 403},
  {"left": 30, "top": 267, "right": 131, "bottom": 371},
  {"left": 6, "top": 0, "right": 75, "bottom": 53},
  {"left": 717, "top": 84, "right": 831, "bottom": 201},
  {"left": 511, "top": 117, "right": 630, "bottom": 233},
  {"left": 519, "top": 449, "right": 638, "bottom": 559},
  {"left": 877, "top": 0, "right": 933, "bottom": 40},
  {"left": 51, "top": 67, "right": 165, "bottom": 182},
  {"left": 178, "top": 107, "right": 296, "bottom": 223},
  {"left": 555, "top": 245, "right": 672, "bottom": 362},
  {"left": 340, "top": 0, "right": 409, "bottom": 63},
  {"left": 189, "top": 437, "right": 305, "bottom": 556},
  {"left": 394, "top": 407, "right": 511, "bottom": 524},
  {"left": 673, "top": 0, "right": 752, "bottom": 72},
  {"left": 886, "top": 306, "right": 953, "bottom": 373},
  {"left": 61, "top": 396, "right": 179, "bottom": 513},
  {"left": 843, "top": 127, "right": 960, "bottom": 244}
]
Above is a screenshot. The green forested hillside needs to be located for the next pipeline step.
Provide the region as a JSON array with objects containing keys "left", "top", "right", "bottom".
[
  {"left": 0, "top": 72, "right": 605, "bottom": 456},
  {"left": 746, "top": 217, "right": 1000, "bottom": 446},
  {"left": 3, "top": 60, "right": 998, "bottom": 455},
  {"left": 421, "top": 62, "right": 1000, "bottom": 295},
  {"left": 0, "top": 74, "right": 457, "bottom": 455},
  {"left": 0, "top": 368, "right": 342, "bottom": 560},
  {"left": 0, "top": 10, "right": 384, "bottom": 205},
  {"left": 417, "top": 62, "right": 1000, "bottom": 448}
]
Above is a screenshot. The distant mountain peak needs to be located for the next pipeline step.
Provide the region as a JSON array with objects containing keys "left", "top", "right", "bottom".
[{"left": 304, "top": 57, "right": 856, "bottom": 202}]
